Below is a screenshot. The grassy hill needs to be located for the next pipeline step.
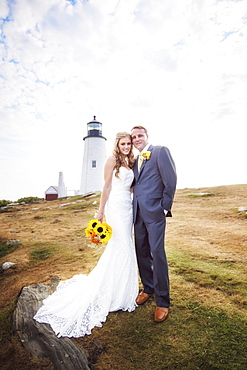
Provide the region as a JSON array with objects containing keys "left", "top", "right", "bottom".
[{"left": 0, "top": 185, "right": 247, "bottom": 369}]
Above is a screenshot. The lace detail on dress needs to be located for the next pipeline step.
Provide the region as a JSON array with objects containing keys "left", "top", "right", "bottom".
[{"left": 34, "top": 167, "right": 138, "bottom": 338}]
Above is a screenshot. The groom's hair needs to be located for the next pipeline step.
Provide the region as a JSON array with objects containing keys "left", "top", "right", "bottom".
[{"left": 131, "top": 126, "right": 148, "bottom": 136}]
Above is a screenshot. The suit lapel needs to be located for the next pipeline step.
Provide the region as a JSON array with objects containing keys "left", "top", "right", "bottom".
[
  {"left": 139, "top": 159, "right": 145, "bottom": 176},
  {"left": 134, "top": 156, "right": 139, "bottom": 179},
  {"left": 136, "top": 145, "right": 153, "bottom": 179}
]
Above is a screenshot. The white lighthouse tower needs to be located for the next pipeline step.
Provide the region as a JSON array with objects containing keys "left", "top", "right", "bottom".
[{"left": 80, "top": 116, "right": 107, "bottom": 195}]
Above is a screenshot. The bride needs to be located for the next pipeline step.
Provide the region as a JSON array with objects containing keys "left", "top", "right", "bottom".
[{"left": 34, "top": 132, "right": 139, "bottom": 338}]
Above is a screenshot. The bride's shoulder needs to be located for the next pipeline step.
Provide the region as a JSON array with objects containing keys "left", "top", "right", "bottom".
[
  {"left": 105, "top": 155, "right": 116, "bottom": 169},
  {"left": 107, "top": 155, "right": 116, "bottom": 164}
]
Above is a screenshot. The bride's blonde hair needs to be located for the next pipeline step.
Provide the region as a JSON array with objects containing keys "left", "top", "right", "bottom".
[{"left": 113, "top": 132, "right": 135, "bottom": 178}]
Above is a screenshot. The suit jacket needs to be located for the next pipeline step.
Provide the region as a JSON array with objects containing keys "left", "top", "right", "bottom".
[{"left": 132, "top": 145, "right": 177, "bottom": 223}]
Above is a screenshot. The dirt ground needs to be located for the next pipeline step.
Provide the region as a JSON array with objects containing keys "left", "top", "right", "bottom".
[
  {"left": 168, "top": 184, "right": 247, "bottom": 259},
  {"left": 0, "top": 184, "right": 246, "bottom": 368},
  {"left": 0, "top": 195, "right": 100, "bottom": 311}
]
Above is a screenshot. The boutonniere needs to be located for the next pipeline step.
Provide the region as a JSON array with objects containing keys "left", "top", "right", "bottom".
[{"left": 140, "top": 151, "right": 151, "bottom": 160}]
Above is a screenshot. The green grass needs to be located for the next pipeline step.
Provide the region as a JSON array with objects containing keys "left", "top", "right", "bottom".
[
  {"left": 168, "top": 249, "right": 246, "bottom": 302},
  {"left": 29, "top": 243, "right": 56, "bottom": 263},
  {"left": 0, "top": 239, "right": 20, "bottom": 258},
  {"left": 186, "top": 193, "right": 213, "bottom": 198},
  {"left": 0, "top": 200, "right": 11, "bottom": 208},
  {"left": 60, "top": 201, "right": 94, "bottom": 211},
  {"left": 78, "top": 246, "right": 247, "bottom": 369},
  {"left": 89, "top": 300, "right": 247, "bottom": 369},
  {"left": 0, "top": 302, "right": 15, "bottom": 341}
]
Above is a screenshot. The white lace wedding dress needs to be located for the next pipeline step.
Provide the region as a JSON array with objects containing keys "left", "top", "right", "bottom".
[{"left": 34, "top": 167, "right": 139, "bottom": 338}]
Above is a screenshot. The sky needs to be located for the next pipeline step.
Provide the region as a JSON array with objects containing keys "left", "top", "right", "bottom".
[{"left": 0, "top": 0, "right": 246, "bottom": 201}]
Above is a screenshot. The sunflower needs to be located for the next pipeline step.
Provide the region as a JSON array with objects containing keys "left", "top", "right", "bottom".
[
  {"left": 100, "top": 232, "right": 111, "bottom": 243},
  {"left": 87, "top": 219, "right": 100, "bottom": 230},
  {"left": 95, "top": 224, "right": 105, "bottom": 235},
  {"left": 85, "top": 227, "right": 94, "bottom": 238},
  {"left": 85, "top": 219, "right": 112, "bottom": 246},
  {"left": 102, "top": 222, "right": 113, "bottom": 234},
  {"left": 98, "top": 222, "right": 112, "bottom": 244}
]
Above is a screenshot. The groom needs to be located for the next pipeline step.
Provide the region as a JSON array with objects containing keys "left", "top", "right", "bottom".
[{"left": 131, "top": 126, "right": 177, "bottom": 322}]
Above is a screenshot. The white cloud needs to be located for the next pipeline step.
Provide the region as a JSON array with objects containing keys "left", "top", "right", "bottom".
[{"left": 0, "top": 0, "right": 246, "bottom": 200}]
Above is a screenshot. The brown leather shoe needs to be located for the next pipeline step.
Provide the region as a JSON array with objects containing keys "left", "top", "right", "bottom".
[
  {"left": 136, "top": 292, "right": 152, "bottom": 305},
  {"left": 154, "top": 307, "right": 169, "bottom": 323}
]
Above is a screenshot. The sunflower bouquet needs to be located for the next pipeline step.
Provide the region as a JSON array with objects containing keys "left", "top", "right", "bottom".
[{"left": 85, "top": 219, "right": 112, "bottom": 246}]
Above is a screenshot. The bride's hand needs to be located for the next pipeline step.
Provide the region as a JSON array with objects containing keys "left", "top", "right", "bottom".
[{"left": 94, "top": 212, "right": 104, "bottom": 223}]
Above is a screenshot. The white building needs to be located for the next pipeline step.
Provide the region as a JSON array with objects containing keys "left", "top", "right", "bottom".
[
  {"left": 80, "top": 116, "right": 107, "bottom": 195},
  {"left": 45, "top": 171, "right": 67, "bottom": 201},
  {"left": 58, "top": 171, "right": 67, "bottom": 198}
]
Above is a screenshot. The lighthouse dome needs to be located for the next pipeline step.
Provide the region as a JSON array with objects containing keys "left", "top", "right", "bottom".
[{"left": 84, "top": 116, "right": 106, "bottom": 139}]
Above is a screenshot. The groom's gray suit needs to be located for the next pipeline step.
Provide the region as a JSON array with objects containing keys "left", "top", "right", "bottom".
[{"left": 132, "top": 144, "right": 177, "bottom": 308}]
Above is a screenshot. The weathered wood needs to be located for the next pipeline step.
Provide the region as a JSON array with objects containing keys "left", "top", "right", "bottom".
[{"left": 13, "top": 281, "right": 90, "bottom": 370}]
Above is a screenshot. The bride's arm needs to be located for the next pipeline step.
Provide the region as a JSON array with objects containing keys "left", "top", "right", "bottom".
[{"left": 94, "top": 156, "right": 116, "bottom": 222}]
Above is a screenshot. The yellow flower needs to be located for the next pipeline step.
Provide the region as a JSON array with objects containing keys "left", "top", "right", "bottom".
[
  {"left": 102, "top": 222, "right": 112, "bottom": 234},
  {"left": 100, "top": 233, "right": 111, "bottom": 243},
  {"left": 141, "top": 151, "right": 151, "bottom": 160},
  {"left": 95, "top": 224, "right": 106, "bottom": 235},
  {"left": 85, "top": 219, "right": 112, "bottom": 246},
  {"left": 88, "top": 219, "right": 100, "bottom": 230},
  {"left": 85, "top": 227, "right": 94, "bottom": 238}
]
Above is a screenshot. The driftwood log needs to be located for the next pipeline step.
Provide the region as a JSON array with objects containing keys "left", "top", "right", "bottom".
[{"left": 12, "top": 279, "right": 90, "bottom": 370}]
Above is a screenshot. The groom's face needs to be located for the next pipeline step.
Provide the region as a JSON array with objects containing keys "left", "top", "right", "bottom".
[{"left": 131, "top": 128, "right": 149, "bottom": 152}]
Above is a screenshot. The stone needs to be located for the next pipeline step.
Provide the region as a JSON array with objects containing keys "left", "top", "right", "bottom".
[
  {"left": 237, "top": 207, "right": 247, "bottom": 212},
  {"left": 53, "top": 219, "right": 61, "bottom": 223},
  {"left": 13, "top": 282, "right": 90, "bottom": 370},
  {"left": 7, "top": 239, "right": 21, "bottom": 245},
  {"left": 2, "top": 262, "right": 16, "bottom": 270}
]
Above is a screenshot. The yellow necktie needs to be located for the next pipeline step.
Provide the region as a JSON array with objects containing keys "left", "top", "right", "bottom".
[{"left": 138, "top": 154, "right": 144, "bottom": 172}]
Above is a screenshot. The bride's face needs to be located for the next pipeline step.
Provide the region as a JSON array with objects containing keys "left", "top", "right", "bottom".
[{"left": 118, "top": 137, "right": 132, "bottom": 157}]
